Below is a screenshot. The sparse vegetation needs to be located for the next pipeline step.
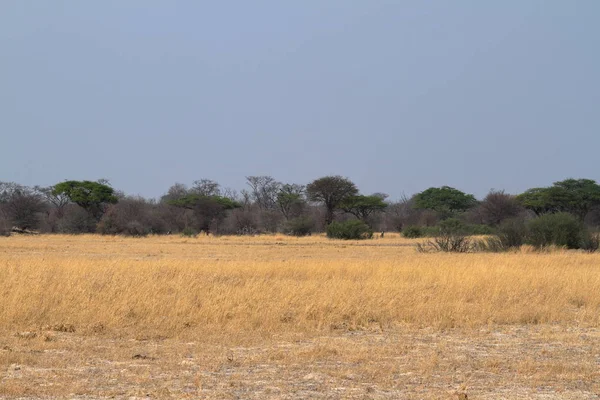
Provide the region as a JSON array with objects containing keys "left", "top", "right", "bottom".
[
  {"left": 1, "top": 233, "right": 600, "bottom": 398},
  {"left": 326, "top": 220, "right": 373, "bottom": 240}
]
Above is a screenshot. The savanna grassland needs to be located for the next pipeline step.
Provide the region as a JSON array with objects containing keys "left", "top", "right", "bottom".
[{"left": 1, "top": 234, "right": 600, "bottom": 399}]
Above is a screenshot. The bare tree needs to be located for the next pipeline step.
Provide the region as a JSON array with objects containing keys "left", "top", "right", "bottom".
[
  {"left": 238, "top": 189, "right": 252, "bottom": 211},
  {"left": 0, "top": 182, "right": 47, "bottom": 230},
  {"left": 221, "top": 187, "right": 240, "bottom": 201},
  {"left": 160, "top": 183, "right": 189, "bottom": 203},
  {"left": 384, "top": 194, "right": 437, "bottom": 231},
  {"left": 246, "top": 176, "right": 281, "bottom": 210},
  {"left": 191, "top": 179, "right": 221, "bottom": 197},
  {"left": 478, "top": 189, "right": 524, "bottom": 226}
]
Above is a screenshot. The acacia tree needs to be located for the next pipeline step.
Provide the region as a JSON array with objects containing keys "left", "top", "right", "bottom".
[
  {"left": 414, "top": 186, "right": 477, "bottom": 219},
  {"left": 52, "top": 180, "right": 118, "bottom": 220},
  {"left": 276, "top": 184, "right": 306, "bottom": 220},
  {"left": 169, "top": 194, "right": 240, "bottom": 234},
  {"left": 35, "top": 185, "right": 70, "bottom": 217},
  {"left": 306, "top": 176, "right": 358, "bottom": 225},
  {"left": 339, "top": 195, "right": 387, "bottom": 224},
  {"left": 517, "top": 178, "right": 600, "bottom": 220}
]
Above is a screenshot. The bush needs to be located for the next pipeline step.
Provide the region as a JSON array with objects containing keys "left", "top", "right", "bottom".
[
  {"left": 180, "top": 227, "right": 198, "bottom": 237},
  {"left": 232, "top": 210, "right": 259, "bottom": 236},
  {"left": 284, "top": 217, "right": 314, "bottom": 237},
  {"left": 96, "top": 198, "right": 161, "bottom": 236},
  {"left": 420, "top": 226, "right": 442, "bottom": 237},
  {"left": 57, "top": 205, "right": 97, "bottom": 233},
  {"left": 581, "top": 231, "right": 600, "bottom": 253},
  {"left": 326, "top": 220, "right": 373, "bottom": 240},
  {"left": 417, "top": 234, "right": 473, "bottom": 253},
  {"left": 123, "top": 221, "right": 149, "bottom": 237},
  {"left": 496, "top": 218, "right": 528, "bottom": 249},
  {"left": 438, "top": 218, "right": 466, "bottom": 235},
  {"left": 467, "top": 224, "right": 495, "bottom": 235},
  {"left": 527, "top": 212, "right": 585, "bottom": 249},
  {"left": 404, "top": 222, "right": 492, "bottom": 239},
  {"left": 416, "top": 218, "right": 473, "bottom": 253},
  {"left": 402, "top": 226, "right": 423, "bottom": 238}
]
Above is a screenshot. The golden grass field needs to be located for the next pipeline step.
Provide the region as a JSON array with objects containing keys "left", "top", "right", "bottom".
[{"left": 1, "top": 234, "right": 600, "bottom": 399}]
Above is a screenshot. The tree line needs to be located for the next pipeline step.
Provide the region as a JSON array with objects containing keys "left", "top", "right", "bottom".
[{"left": 1, "top": 176, "right": 600, "bottom": 238}]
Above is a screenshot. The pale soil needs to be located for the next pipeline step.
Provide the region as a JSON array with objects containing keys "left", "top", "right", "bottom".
[{"left": 2, "top": 325, "right": 599, "bottom": 399}]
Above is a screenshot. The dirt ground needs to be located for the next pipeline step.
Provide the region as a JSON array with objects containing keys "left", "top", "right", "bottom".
[{"left": 2, "top": 324, "right": 600, "bottom": 399}]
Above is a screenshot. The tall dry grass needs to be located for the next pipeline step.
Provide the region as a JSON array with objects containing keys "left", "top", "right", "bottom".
[{"left": 1, "top": 234, "right": 599, "bottom": 338}]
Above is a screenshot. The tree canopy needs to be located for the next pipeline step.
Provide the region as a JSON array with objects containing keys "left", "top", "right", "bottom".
[
  {"left": 306, "top": 176, "right": 358, "bottom": 225},
  {"left": 517, "top": 178, "right": 600, "bottom": 219},
  {"left": 276, "top": 184, "right": 306, "bottom": 220},
  {"left": 168, "top": 194, "right": 241, "bottom": 234},
  {"left": 339, "top": 195, "right": 387, "bottom": 222},
  {"left": 413, "top": 186, "right": 477, "bottom": 218},
  {"left": 52, "top": 180, "right": 118, "bottom": 220}
]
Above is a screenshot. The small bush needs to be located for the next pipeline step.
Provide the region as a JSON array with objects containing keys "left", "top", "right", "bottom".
[
  {"left": 284, "top": 217, "right": 314, "bottom": 237},
  {"left": 527, "top": 212, "right": 584, "bottom": 249},
  {"left": 180, "top": 227, "right": 198, "bottom": 237},
  {"left": 57, "top": 205, "right": 97, "bottom": 234},
  {"left": 467, "top": 224, "right": 495, "bottom": 235},
  {"left": 124, "top": 221, "right": 149, "bottom": 237},
  {"left": 420, "top": 226, "right": 441, "bottom": 237},
  {"left": 417, "top": 219, "right": 473, "bottom": 253},
  {"left": 581, "top": 231, "right": 600, "bottom": 253},
  {"left": 327, "top": 220, "right": 373, "bottom": 240},
  {"left": 497, "top": 218, "right": 528, "bottom": 249},
  {"left": 402, "top": 226, "right": 423, "bottom": 238},
  {"left": 416, "top": 235, "right": 473, "bottom": 253},
  {"left": 438, "top": 218, "right": 466, "bottom": 235}
]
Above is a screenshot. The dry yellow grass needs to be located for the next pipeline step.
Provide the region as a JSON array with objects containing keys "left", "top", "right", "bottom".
[
  {"left": 2, "top": 234, "right": 599, "bottom": 335},
  {"left": 1, "top": 234, "right": 600, "bottom": 398}
]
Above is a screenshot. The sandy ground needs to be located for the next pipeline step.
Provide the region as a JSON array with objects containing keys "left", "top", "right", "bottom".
[{"left": 2, "top": 324, "right": 599, "bottom": 399}]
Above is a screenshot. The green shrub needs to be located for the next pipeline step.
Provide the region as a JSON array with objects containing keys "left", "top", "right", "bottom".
[
  {"left": 527, "top": 212, "right": 584, "bottom": 249},
  {"left": 497, "top": 218, "right": 528, "bottom": 249},
  {"left": 420, "top": 226, "right": 441, "bottom": 237},
  {"left": 284, "top": 217, "right": 314, "bottom": 237},
  {"left": 402, "top": 226, "right": 423, "bottom": 238},
  {"left": 438, "top": 218, "right": 466, "bottom": 235},
  {"left": 180, "top": 227, "right": 198, "bottom": 238},
  {"left": 327, "top": 220, "right": 373, "bottom": 240},
  {"left": 467, "top": 224, "right": 495, "bottom": 235}
]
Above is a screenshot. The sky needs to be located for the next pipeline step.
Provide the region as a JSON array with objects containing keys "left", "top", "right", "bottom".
[{"left": 1, "top": 1, "right": 599, "bottom": 200}]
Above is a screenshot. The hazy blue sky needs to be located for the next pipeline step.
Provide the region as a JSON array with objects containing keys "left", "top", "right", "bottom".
[{"left": 2, "top": 1, "right": 599, "bottom": 200}]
